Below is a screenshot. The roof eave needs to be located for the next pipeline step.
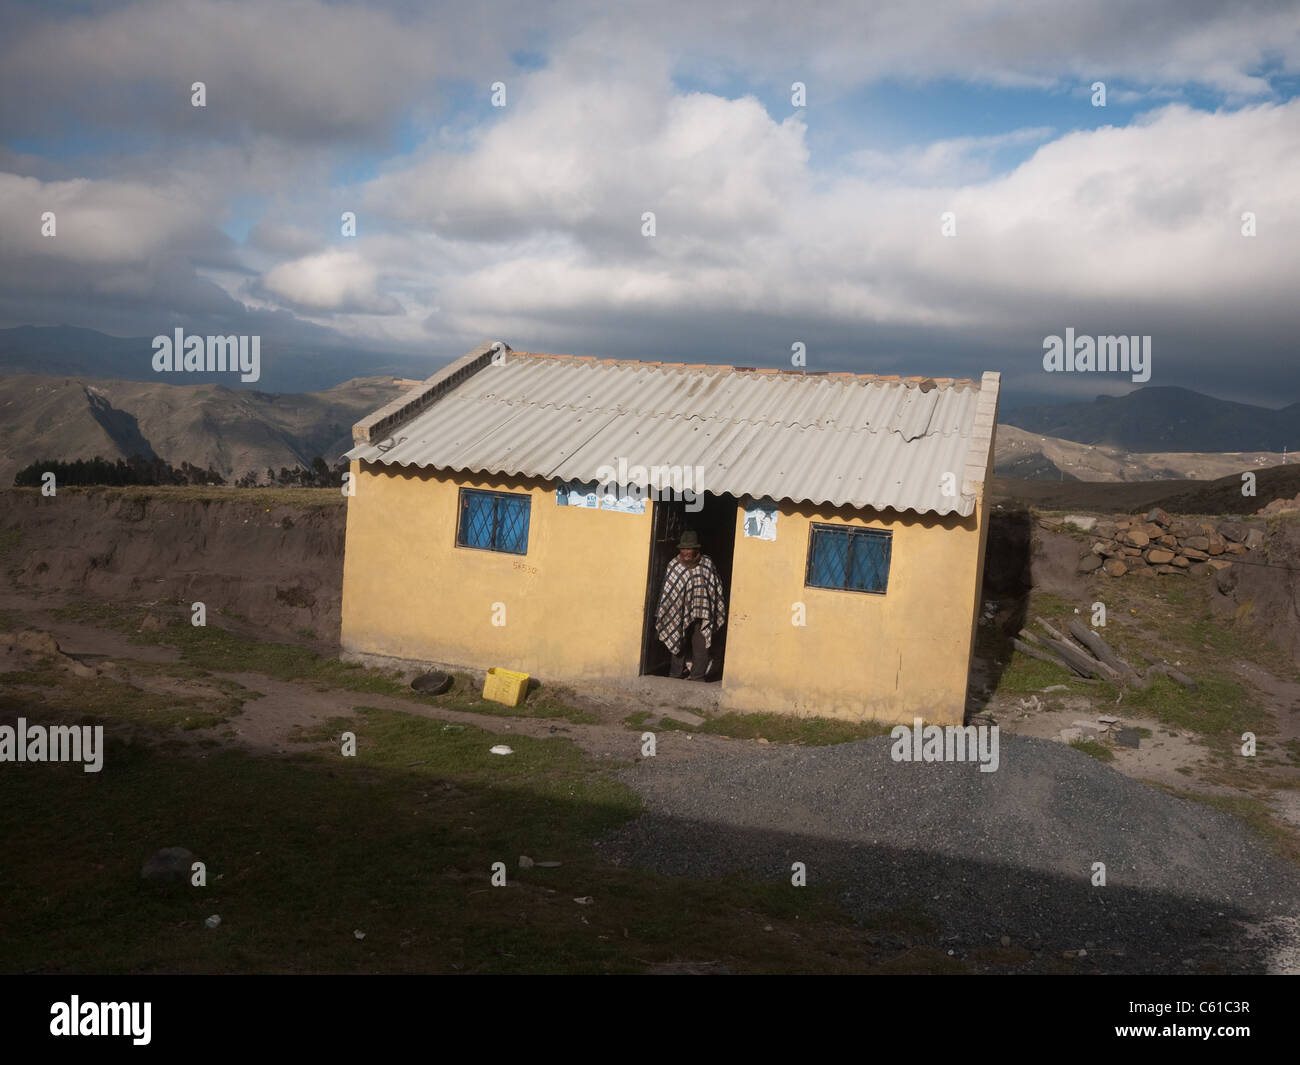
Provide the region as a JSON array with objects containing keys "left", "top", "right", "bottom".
[
  {"left": 959, "top": 370, "right": 1001, "bottom": 510},
  {"left": 351, "top": 340, "right": 506, "bottom": 445}
]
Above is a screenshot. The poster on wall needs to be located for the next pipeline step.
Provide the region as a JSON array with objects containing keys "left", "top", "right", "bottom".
[
  {"left": 743, "top": 498, "right": 779, "bottom": 540},
  {"left": 555, "top": 479, "right": 645, "bottom": 514},
  {"left": 555, "top": 480, "right": 600, "bottom": 508},
  {"left": 599, "top": 484, "right": 646, "bottom": 514}
]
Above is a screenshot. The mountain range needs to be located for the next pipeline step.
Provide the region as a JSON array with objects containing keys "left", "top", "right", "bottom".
[
  {"left": 0, "top": 373, "right": 412, "bottom": 486},
  {"left": 3, "top": 326, "right": 1300, "bottom": 487},
  {"left": 0, "top": 325, "right": 431, "bottom": 394},
  {"left": 999, "top": 386, "right": 1300, "bottom": 452}
]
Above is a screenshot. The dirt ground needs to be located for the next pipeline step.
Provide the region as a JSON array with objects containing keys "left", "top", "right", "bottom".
[
  {"left": 4, "top": 491, "right": 1300, "bottom": 973},
  {"left": 970, "top": 509, "right": 1300, "bottom": 838}
]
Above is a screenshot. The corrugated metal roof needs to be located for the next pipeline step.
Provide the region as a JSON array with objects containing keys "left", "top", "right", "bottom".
[{"left": 347, "top": 349, "right": 999, "bottom": 517}]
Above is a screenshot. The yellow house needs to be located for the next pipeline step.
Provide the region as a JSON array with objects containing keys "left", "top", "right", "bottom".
[{"left": 341, "top": 342, "right": 1000, "bottom": 725}]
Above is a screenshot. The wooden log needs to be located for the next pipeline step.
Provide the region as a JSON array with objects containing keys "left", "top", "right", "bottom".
[
  {"left": 1012, "top": 638, "right": 1075, "bottom": 673},
  {"left": 1058, "top": 644, "right": 1123, "bottom": 682},
  {"left": 1041, "top": 639, "right": 1101, "bottom": 678},
  {"left": 1067, "top": 619, "right": 1139, "bottom": 678},
  {"left": 1035, "top": 616, "right": 1069, "bottom": 643},
  {"left": 1035, "top": 617, "right": 1110, "bottom": 679}
]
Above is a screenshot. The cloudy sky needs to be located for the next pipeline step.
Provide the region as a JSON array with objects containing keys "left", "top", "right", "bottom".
[{"left": 1, "top": 0, "right": 1297, "bottom": 405}]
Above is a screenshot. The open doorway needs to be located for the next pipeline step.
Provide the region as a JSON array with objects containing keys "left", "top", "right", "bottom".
[{"left": 639, "top": 492, "right": 737, "bottom": 680}]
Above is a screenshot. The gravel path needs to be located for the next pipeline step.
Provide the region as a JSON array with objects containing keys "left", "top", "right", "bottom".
[{"left": 597, "top": 734, "right": 1300, "bottom": 973}]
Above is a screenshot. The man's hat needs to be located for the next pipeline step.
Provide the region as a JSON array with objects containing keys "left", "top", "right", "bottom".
[{"left": 677, "top": 530, "right": 702, "bottom": 550}]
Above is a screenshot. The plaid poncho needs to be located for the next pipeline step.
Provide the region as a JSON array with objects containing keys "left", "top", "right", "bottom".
[{"left": 655, "top": 554, "right": 727, "bottom": 657}]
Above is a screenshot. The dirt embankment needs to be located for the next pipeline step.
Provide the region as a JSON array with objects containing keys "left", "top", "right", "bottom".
[
  {"left": 1, "top": 489, "right": 345, "bottom": 641},
  {"left": 1210, "top": 520, "right": 1300, "bottom": 661}
]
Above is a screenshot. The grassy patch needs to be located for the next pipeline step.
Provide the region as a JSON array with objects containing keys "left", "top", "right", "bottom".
[
  {"left": 146, "top": 621, "right": 415, "bottom": 698},
  {"left": 106, "top": 619, "right": 600, "bottom": 726},
  {"left": 1121, "top": 674, "right": 1266, "bottom": 742},
  {"left": 656, "top": 711, "right": 894, "bottom": 745},
  {"left": 51, "top": 598, "right": 150, "bottom": 629},
  {"left": 0, "top": 659, "right": 245, "bottom": 732},
  {"left": 995, "top": 651, "right": 1082, "bottom": 693},
  {"left": 1025, "top": 590, "right": 1079, "bottom": 618},
  {"left": 0, "top": 522, "right": 25, "bottom": 585},
  {"left": 1069, "top": 738, "right": 1115, "bottom": 762},
  {"left": 427, "top": 674, "right": 598, "bottom": 725},
  {"left": 0, "top": 706, "right": 922, "bottom": 974},
  {"left": 1020, "top": 588, "right": 1279, "bottom": 763}
]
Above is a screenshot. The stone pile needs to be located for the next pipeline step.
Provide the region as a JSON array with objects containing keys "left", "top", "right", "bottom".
[
  {"left": 1066, "top": 508, "right": 1262, "bottom": 578},
  {"left": 1257, "top": 492, "right": 1300, "bottom": 516}
]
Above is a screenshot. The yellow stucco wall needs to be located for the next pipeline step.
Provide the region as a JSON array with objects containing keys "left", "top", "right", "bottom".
[
  {"left": 341, "top": 460, "right": 989, "bottom": 724},
  {"left": 340, "top": 461, "right": 651, "bottom": 678},
  {"left": 720, "top": 497, "right": 984, "bottom": 725}
]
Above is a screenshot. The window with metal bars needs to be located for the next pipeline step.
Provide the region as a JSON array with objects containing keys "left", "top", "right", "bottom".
[
  {"left": 456, "top": 488, "right": 531, "bottom": 554},
  {"left": 805, "top": 523, "right": 891, "bottom": 594}
]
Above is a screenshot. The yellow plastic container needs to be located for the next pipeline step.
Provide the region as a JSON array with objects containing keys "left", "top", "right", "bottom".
[{"left": 483, "top": 667, "right": 530, "bottom": 707}]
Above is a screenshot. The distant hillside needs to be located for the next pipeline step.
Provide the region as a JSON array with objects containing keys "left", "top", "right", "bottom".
[
  {"left": 0, "top": 374, "right": 412, "bottom": 485},
  {"left": 993, "top": 424, "right": 1288, "bottom": 482},
  {"left": 0, "top": 325, "right": 432, "bottom": 393},
  {"left": 1001, "top": 386, "right": 1300, "bottom": 452},
  {"left": 993, "top": 463, "right": 1300, "bottom": 515}
]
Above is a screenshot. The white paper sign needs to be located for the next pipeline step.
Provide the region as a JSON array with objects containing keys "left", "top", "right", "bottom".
[{"left": 744, "top": 499, "right": 778, "bottom": 540}]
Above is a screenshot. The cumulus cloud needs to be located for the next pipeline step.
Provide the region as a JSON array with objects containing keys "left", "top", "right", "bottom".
[
  {"left": 0, "top": 0, "right": 443, "bottom": 143},
  {"left": 0, "top": 170, "right": 248, "bottom": 331},
  {"left": 368, "top": 44, "right": 808, "bottom": 250},
  {"left": 635, "top": 0, "right": 1300, "bottom": 97},
  {"left": 4, "top": 0, "right": 1300, "bottom": 403},
  {"left": 347, "top": 41, "right": 1300, "bottom": 402},
  {"left": 246, "top": 221, "right": 328, "bottom": 258},
  {"left": 259, "top": 248, "right": 402, "bottom": 314}
]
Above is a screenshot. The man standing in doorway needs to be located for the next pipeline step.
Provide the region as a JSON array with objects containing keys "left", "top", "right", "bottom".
[{"left": 655, "top": 530, "right": 727, "bottom": 681}]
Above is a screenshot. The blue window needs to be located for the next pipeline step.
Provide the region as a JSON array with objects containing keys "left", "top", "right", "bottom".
[
  {"left": 457, "top": 488, "right": 531, "bottom": 554},
  {"left": 806, "top": 524, "right": 891, "bottom": 594}
]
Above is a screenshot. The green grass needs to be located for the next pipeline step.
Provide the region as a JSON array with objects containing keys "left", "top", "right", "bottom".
[
  {"left": 428, "top": 674, "right": 598, "bottom": 725},
  {"left": 0, "top": 522, "right": 24, "bottom": 583},
  {"left": 47, "top": 607, "right": 601, "bottom": 726},
  {"left": 1069, "top": 738, "right": 1115, "bottom": 762},
  {"left": 1013, "top": 585, "right": 1279, "bottom": 752},
  {"left": 0, "top": 658, "right": 246, "bottom": 732},
  {"left": 995, "top": 652, "right": 1083, "bottom": 693},
  {"left": 655, "top": 711, "right": 894, "bottom": 745},
  {"left": 1025, "top": 590, "right": 1078, "bottom": 618},
  {"left": 1120, "top": 674, "right": 1265, "bottom": 740},
  {"left": 0, "top": 705, "right": 924, "bottom": 974}
]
